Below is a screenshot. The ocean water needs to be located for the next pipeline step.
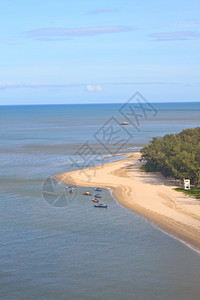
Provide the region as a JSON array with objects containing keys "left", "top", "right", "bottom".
[{"left": 0, "top": 103, "right": 200, "bottom": 300}]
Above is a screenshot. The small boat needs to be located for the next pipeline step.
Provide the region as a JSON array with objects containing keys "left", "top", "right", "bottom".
[
  {"left": 94, "top": 188, "right": 102, "bottom": 192},
  {"left": 65, "top": 186, "right": 76, "bottom": 189},
  {"left": 69, "top": 189, "right": 73, "bottom": 194},
  {"left": 83, "top": 192, "right": 92, "bottom": 196},
  {"left": 121, "top": 121, "right": 129, "bottom": 125},
  {"left": 92, "top": 198, "right": 99, "bottom": 203},
  {"left": 94, "top": 194, "right": 101, "bottom": 198},
  {"left": 94, "top": 204, "right": 107, "bottom": 208}
]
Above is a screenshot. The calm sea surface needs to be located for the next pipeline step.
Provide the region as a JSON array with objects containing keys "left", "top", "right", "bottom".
[{"left": 0, "top": 103, "right": 200, "bottom": 300}]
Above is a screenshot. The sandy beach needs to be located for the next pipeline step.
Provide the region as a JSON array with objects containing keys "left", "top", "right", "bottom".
[{"left": 55, "top": 153, "right": 200, "bottom": 250}]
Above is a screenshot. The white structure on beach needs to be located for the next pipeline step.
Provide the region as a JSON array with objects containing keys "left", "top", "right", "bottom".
[{"left": 184, "top": 179, "right": 190, "bottom": 190}]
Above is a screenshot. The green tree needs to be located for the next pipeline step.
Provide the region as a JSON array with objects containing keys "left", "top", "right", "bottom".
[{"left": 140, "top": 127, "right": 200, "bottom": 185}]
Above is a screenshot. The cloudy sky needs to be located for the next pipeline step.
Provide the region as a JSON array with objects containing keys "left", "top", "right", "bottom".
[{"left": 1, "top": 0, "right": 200, "bottom": 104}]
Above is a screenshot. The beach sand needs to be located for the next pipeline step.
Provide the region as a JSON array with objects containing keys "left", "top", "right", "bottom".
[{"left": 55, "top": 153, "right": 200, "bottom": 250}]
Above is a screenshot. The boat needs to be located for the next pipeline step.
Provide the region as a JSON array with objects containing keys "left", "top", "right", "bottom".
[
  {"left": 69, "top": 189, "right": 73, "bottom": 194},
  {"left": 94, "top": 204, "right": 107, "bottom": 208},
  {"left": 94, "top": 194, "right": 101, "bottom": 198},
  {"left": 83, "top": 192, "right": 92, "bottom": 196},
  {"left": 121, "top": 121, "right": 129, "bottom": 125},
  {"left": 94, "top": 188, "right": 102, "bottom": 192},
  {"left": 65, "top": 186, "right": 76, "bottom": 189},
  {"left": 92, "top": 198, "right": 99, "bottom": 203}
]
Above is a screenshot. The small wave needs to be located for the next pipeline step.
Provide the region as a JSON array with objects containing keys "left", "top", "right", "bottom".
[
  {"left": 108, "top": 187, "right": 200, "bottom": 255},
  {"left": 150, "top": 222, "right": 200, "bottom": 255},
  {"left": 123, "top": 146, "right": 142, "bottom": 151}
]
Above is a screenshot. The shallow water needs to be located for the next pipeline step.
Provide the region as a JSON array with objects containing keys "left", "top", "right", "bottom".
[{"left": 0, "top": 103, "right": 200, "bottom": 300}]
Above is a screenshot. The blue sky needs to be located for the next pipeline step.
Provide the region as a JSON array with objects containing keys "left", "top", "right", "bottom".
[{"left": 0, "top": 0, "right": 200, "bottom": 104}]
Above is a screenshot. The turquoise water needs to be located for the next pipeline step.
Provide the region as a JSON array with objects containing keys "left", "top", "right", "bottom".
[{"left": 0, "top": 103, "right": 200, "bottom": 300}]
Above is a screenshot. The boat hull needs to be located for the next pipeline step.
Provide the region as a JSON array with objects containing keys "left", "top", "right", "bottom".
[{"left": 94, "top": 205, "right": 107, "bottom": 208}]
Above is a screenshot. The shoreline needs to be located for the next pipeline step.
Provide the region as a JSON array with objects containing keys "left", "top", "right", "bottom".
[{"left": 55, "top": 152, "right": 200, "bottom": 251}]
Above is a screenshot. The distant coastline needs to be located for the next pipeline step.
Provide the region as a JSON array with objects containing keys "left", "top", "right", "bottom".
[{"left": 55, "top": 152, "right": 200, "bottom": 251}]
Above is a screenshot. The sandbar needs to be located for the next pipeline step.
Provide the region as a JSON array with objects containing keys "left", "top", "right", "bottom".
[{"left": 55, "top": 153, "right": 200, "bottom": 250}]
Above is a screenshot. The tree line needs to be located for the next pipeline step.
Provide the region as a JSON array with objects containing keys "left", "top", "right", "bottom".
[{"left": 140, "top": 127, "right": 200, "bottom": 185}]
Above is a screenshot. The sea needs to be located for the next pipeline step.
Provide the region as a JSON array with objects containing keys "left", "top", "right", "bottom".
[{"left": 0, "top": 102, "right": 200, "bottom": 300}]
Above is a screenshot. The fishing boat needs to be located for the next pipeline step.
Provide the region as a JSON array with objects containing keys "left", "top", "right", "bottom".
[
  {"left": 94, "top": 188, "right": 102, "bottom": 192},
  {"left": 94, "top": 194, "right": 101, "bottom": 198},
  {"left": 94, "top": 204, "right": 107, "bottom": 208},
  {"left": 83, "top": 192, "right": 92, "bottom": 196},
  {"left": 92, "top": 198, "right": 99, "bottom": 203}
]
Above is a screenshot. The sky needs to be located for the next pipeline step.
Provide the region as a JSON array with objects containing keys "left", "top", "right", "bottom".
[{"left": 0, "top": 0, "right": 200, "bottom": 104}]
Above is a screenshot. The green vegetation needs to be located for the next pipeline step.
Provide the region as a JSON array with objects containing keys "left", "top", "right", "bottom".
[
  {"left": 175, "top": 187, "right": 200, "bottom": 199},
  {"left": 140, "top": 127, "right": 200, "bottom": 185},
  {"left": 140, "top": 165, "right": 152, "bottom": 172}
]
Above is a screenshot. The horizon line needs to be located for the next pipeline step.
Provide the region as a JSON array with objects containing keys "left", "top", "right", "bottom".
[{"left": 1, "top": 101, "right": 200, "bottom": 107}]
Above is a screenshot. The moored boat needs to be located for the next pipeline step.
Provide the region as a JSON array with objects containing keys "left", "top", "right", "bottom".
[
  {"left": 94, "top": 194, "right": 101, "bottom": 198},
  {"left": 65, "top": 186, "right": 76, "bottom": 189},
  {"left": 92, "top": 198, "right": 99, "bottom": 203},
  {"left": 83, "top": 192, "right": 92, "bottom": 195},
  {"left": 94, "top": 188, "right": 102, "bottom": 192},
  {"left": 94, "top": 204, "right": 107, "bottom": 208}
]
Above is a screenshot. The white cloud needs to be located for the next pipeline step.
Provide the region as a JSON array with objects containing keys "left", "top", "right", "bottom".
[
  {"left": 0, "top": 82, "right": 173, "bottom": 90},
  {"left": 150, "top": 31, "right": 200, "bottom": 41},
  {"left": 0, "top": 82, "right": 83, "bottom": 89},
  {"left": 86, "top": 85, "right": 102, "bottom": 92},
  {"left": 25, "top": 26, "right": 131, "bottom": 40}
]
